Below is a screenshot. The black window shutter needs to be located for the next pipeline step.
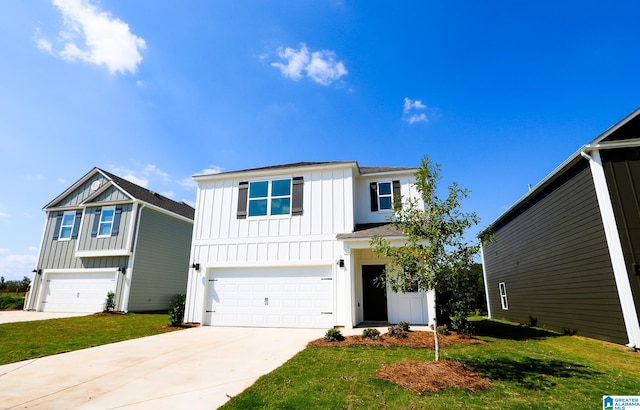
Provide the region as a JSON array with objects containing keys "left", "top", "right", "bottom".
[
  {"left": 237, "top": 181, "right": 249, "bottom": 219},
  {"left": 52, "top": 212, "right": 63, "bottom": 240},
  {"left": 71, "top": 210, "right": 82, "bottom": 239},
  {"left": 392, "top": 180, "right": 401, "bottom": 208},
  {"left": 91, "top": 208, "right": 101, "bottom": 237},
  {"left": 291, "top": 177, "right": 304, "bottom": 216},
  {"left": 111, "top": 206, "right": 122, "bottom": 236},
  {"left": 369, "top": 182, "right": 379, "bottom": 212}
]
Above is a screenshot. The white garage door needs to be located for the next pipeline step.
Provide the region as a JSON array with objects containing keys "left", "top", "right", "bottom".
[
  {"left": 41, "top": 272, "right": 116, "bottom": 313},
  {"left": 205, "top": 266, "right": 333, "bottom": 328}
]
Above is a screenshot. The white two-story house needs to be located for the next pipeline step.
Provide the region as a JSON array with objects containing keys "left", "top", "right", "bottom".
[{"left": 184, "top": 161, "right": 435, "bottom": 329}]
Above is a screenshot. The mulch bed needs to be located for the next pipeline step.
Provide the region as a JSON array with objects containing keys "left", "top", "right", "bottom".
[
  {"left": 309, "top": 330, "right": 491, "bottom": 393},
  {"left": 375, "top": 360, "right": 492, "bottom": 393},
  {"left": 308, "top": 329, "right": 484, "bottom": 348}
]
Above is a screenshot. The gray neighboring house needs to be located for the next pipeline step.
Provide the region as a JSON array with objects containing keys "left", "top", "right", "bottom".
[
  {"left": 482, "top": 108, "right": 640, "bottom": 347},
  {"left": 25, "top": 167, "right": 194, "bottom": 313}
]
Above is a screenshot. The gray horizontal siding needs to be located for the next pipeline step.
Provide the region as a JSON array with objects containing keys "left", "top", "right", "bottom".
[
  {"left": 483, "top": 159, "right": 628, "bottom": 344},
  {"left": 127, "top": 207, "right": 192, "bottom": 311}
]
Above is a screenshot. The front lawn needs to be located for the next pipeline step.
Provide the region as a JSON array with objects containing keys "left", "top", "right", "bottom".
[
  {"left": 221, "top": 318, "right": 640, "bottom": 409},
  {"left": 0, "top": 313, "right": 177, "bottom": 365}
]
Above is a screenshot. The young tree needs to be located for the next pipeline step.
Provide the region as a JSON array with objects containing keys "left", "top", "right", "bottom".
[{"left": 370, "top": 155, "right": 483, "bottom": 360}]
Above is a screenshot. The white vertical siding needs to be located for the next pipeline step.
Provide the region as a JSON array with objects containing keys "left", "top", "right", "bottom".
[{"left": 354, "top": 174, "right": 419, "bottom": 224}]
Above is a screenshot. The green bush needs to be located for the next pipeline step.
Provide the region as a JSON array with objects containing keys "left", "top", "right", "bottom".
[
  {"left": 361, "top": 328, "right": 380, "bottom": 340},
  {"left": 387, "top": 325, "right": 407, "bottom": 338},
  {"left": 103, "top": 291, "right": 116, "bottom": 312},
  {"left": 0, "top": 295, "right": 25, "bottom": 310},
  {"left": 324, "top": 328, "right": 344, "bottom": 342},
  {"left": 397, "top": 321, "right": 410, "bottom": 331},
  {"left": 168, "top": 294, "right": 186, "bottom": 326}
]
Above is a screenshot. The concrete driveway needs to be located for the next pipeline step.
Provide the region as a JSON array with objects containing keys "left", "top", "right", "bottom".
[
  {"left": 0, "top": 326, "right": 327, "bottom": 409},
  {"left": 0, "top": 310, "right": 90, "bottom": 324}
]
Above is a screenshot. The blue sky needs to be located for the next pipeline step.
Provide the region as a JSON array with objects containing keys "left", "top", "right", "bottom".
[{"left": 1, "top": 0, "right": 640, "bottom": 281}]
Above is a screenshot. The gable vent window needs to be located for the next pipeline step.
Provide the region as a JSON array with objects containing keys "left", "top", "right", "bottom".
[
  {"left": 370, "top": 180, "right": 401, "bottom": 212},
  {"left": 237, "top": 177, "right": 304, "bottom": 219},
  {"left": 499, "top": 282, "right": 509, "bottom": 310}
]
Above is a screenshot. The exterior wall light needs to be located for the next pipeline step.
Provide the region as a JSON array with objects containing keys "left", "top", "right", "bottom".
[{"left": 191, "top": 263, "right": 200, "bottom": 271}]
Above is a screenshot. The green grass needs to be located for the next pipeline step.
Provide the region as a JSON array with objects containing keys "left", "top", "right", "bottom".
[
  {"left": 0, "top": 294, "right": 25, "bottom": 310},
  {"left": 221, "top": 317, "right": 640, "bottom": 410},
  {"left": 0, "top": 313, "right": 176, "bottom": 365}
]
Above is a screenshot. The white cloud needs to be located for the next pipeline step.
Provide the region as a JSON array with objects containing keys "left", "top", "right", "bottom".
[
  {"left": 179, "top": 166, "right": 224, "bottom": 189},
  {"left": 402, "top": 97, "right": 430, "bottom": 124},
  {"left": 160, "top": 191, "right": 175, "bottom": 199},
  {"left": 403, "top": 97, "right": 427, "bottom": 113},
  {"left": 136, "top": 80, "right": 145, "bottom": 87},
  {"left": 39, "top": 0, "right": 146, "bottom": 75},
  {"left": 0, "top": 249, "right": 38, "bottom": 281},
  {"left": 0, "top": 204, "right": 11, "bottom": 219},
  {"left": 271, "top": 43, "right": 347, "bottom": 86}
]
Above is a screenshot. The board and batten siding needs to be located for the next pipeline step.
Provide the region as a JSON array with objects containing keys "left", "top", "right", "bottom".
[
  {"left": 126, "top": 207, "right": 192, "bottom": 311},
  {"left": 353, "top": 174, "right": 418, "bottom": 225},
  {"left": 602, "top": 148, "right": 640, "bottom": 327},
  {"left": 483, "top": 159, "right": 628, "bottom": 344},
  {"left": 37, "top": 211, "right": 129, "bottom": 270},
  {"left": 76, "top": 204, "right": 133, "bottom": 252},
  {"left": 191, "top": 167, "right": 355, "bottom": 266},
  {"left": 55, "top": 174, "right": 110, "bottom": 207}
]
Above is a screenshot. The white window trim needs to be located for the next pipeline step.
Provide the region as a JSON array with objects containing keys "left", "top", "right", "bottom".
[
  {"left": 499, "top": 282, "right": 508, "bottom": 310},
  {"left": 248, "top": 179, "right": 292, "bottom": 218},
  {"left": 58, "top": 211, "right": 76, "bottom": 241},
  {"left": 378, "top": 181, "right": 393, "bottom": 211},
  {"left": 97, "top": 206, "right": 116, "bottom": 238}
]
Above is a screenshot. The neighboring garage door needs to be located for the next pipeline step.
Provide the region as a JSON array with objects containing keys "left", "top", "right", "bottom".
[
  {"left": 41, "top": 272, "right": 117, "bottom": 313},
  {"left": 205, "top": 266, "right": 333, "bottom": 328}
]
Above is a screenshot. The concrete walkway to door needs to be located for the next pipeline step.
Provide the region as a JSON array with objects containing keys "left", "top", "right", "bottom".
[{"left": 0, "top": 326, "right": 326, "bottom": 409}]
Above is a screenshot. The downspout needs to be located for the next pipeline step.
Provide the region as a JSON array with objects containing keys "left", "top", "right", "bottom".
[
  {"left": 120, "top": 202, "right": 144, "bottom": 312},
  {"left": 480, "top": 244, "right": 492, "bottom": 319},
  {"left": 585, "top": 149, "right": 640, "bottom": 348}
]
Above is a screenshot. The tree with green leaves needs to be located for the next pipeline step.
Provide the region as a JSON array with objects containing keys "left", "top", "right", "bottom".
[{"left": 370, "top": 155, "right": 485, "bottom": 360}]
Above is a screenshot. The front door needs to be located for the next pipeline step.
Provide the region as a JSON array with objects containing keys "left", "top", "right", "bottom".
[{"left": 362, "top": 265, "right": 388, "bottom": 322}]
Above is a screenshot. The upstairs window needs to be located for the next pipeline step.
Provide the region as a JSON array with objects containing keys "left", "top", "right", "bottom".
[
  {"left": 248, "top": 179, "right": 291, "bottom": 217},
  {"left": 52, "top": 210, "right": 82, "bottom": 241},
  {"left": 98, "top": 206, "right": 115, "bottom": 237},
  {"left": 370, "top": 180, "right": 401, "bottom": 212},
  {"left": 58, "top": 212, "right": 76, "bottom": 240},
  {"left": 91, "top": 206, "right": 122, "bottom": 237},
  {"left": 237, "top": 177, "right": 303, "bottom": 219},
  {"left": 378, "top": 182, "right": 393, "bottom": 210}
]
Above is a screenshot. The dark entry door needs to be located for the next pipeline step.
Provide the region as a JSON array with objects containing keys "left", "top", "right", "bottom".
[{"left": 362, "top": 265, "right": 388, "bottom": 321}]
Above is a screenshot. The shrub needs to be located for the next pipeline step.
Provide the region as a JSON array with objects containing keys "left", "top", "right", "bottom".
[
  {"left": 0, "top": 295, "right": 25, "bottom": 310},
  {"left": 362, "top": 328, "right": 380, "bottom": 340},
  {"left": 103, "top": 291, "right": 116, "bottom": 312},
  {"left": 169, "top": 294, "right": 186, "bottom": 327},
  {"left": 397, "top": 321, "right": 410, "bottom": 331},
  {"left": 324, "top": 328, "right": 344, "bottom": 342},
  {"left": 388, "top": 325, "right": 407, "bottom": 338},
  {"left": 436, "top": 324, "right": 450, "bottom": 335}
]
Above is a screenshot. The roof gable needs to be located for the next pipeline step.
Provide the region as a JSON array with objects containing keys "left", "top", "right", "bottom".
[{"left": 45, "top": 168, "right": 194, "bottom": 220}]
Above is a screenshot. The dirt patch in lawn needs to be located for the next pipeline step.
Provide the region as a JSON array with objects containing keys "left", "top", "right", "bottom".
[
  {"left": 308, "top": 330, "right": 484, "bottom": 348},
  {"left": 310, "top": 330, "right": 490, "bottom": 393},
  {"left": 375, "top": 360, "right": 492, "bottom": 393}
]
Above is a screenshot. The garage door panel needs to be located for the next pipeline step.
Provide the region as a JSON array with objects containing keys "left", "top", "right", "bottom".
[
  {"left": 206, "top": 266, "right": 333, "bottom": 328},
  {"left": 42, "top": 272, "right": 116, "bottom": 313}
]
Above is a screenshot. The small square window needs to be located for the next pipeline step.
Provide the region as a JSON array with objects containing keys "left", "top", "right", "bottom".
[
  {"left": 98, "top": 207, "right": 115, "bottom": 237},
  {"left": 58, "top": 211, "right": 76, "bottom": 240}
]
